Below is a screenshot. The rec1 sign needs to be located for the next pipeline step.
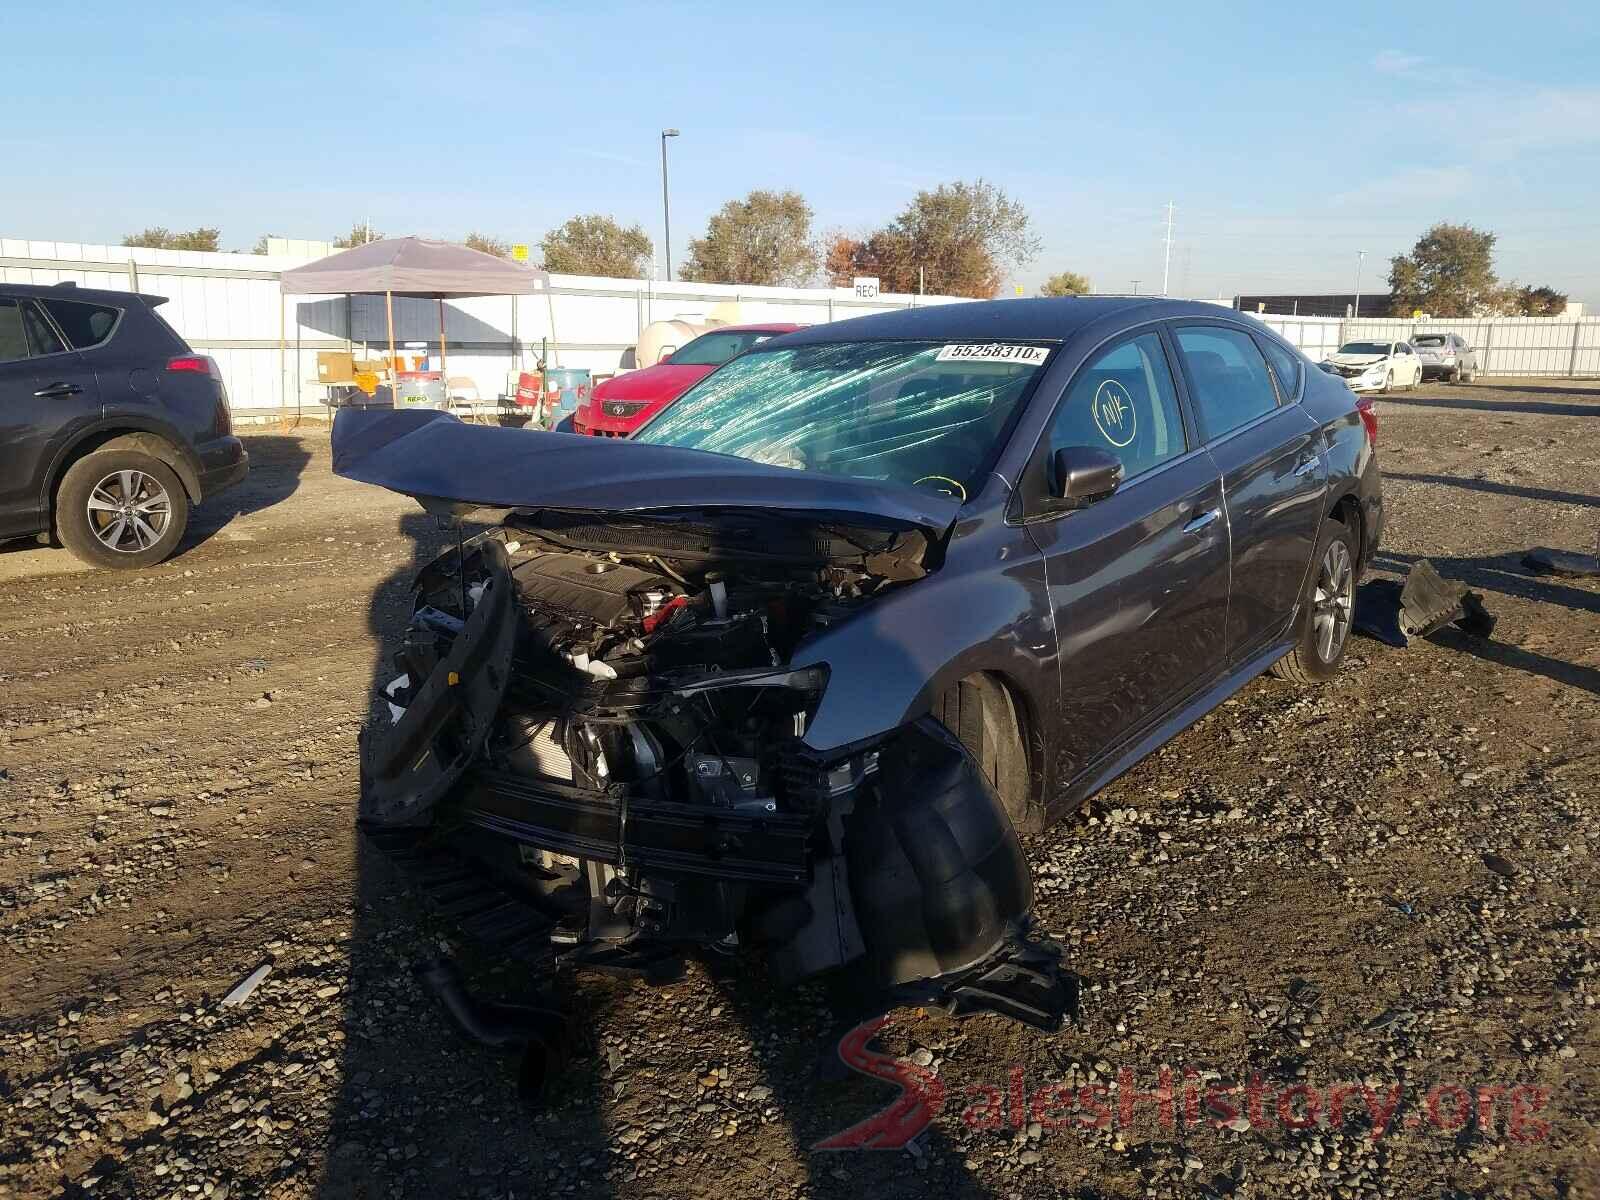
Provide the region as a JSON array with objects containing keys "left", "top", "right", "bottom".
[
  {"left": 511, "top": 244, "right": 530, "bottom": 262},
  {"left": 853, "top": 277, "right": 880, "bottom": 300}
]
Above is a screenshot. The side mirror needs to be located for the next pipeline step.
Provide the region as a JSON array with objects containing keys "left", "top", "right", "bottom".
[{"left": 1051, "top": 445, "right": 1125, "bottom": 504}]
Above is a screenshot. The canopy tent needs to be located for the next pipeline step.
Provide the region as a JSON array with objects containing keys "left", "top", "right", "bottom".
[{"left": 278, "top": 236, "right": 549, "bottom": 384}]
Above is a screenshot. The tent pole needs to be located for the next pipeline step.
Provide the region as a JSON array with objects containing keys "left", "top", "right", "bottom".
[
  {"left": 438, "top": 298, "right": 447, "bottom": 377},
  {"left": 385, "top": 290, "right": 396, "bottom": 397}
]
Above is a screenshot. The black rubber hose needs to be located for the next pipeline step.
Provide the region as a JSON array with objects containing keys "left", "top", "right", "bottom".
[{"left": 413, "top": 958, "right": 569, "bottom": 1102}]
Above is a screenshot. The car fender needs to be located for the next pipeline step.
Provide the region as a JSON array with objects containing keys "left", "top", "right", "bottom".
[
  {"left": 793, "top": 510, "right": 1055, "bottom": 784},
  {"left": 42, "top": 416, "right": 206, "bottom": 510}
]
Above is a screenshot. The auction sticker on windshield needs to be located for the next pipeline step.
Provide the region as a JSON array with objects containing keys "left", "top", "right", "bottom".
[{"left": 935, "top": 343, "right": 1051, "bottom": 366}]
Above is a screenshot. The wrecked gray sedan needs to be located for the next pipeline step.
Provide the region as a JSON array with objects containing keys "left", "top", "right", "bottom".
[{"left": 336, "top": 299, "right": 1383, "bottom": 1033}]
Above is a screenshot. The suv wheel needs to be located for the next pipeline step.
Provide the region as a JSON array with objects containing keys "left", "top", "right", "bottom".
[
  {"left": 1271, "top": 517, "right": 1358, "bottom": 684},
  {"left": 57, "top": 450, "right": 189, "bottom": 569}
]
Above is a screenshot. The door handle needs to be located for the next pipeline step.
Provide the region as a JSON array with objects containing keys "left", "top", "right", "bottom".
[
  {"left": 34, "top": 382, "right": 83, "bottom": 398},
  {"left": 1293, "top": 453, "right": 1320, "bottom": 477},
  {"left": 1183, "top": 508, "right": 1220, "bottom": 534}
]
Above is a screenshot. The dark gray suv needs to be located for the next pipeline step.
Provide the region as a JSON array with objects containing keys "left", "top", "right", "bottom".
[
  {"left": 332, "top": 297, "right": 1383, "bottom": 1030},
  {"left": 0, "top": 283, "right": 248, "bottom": 568}
]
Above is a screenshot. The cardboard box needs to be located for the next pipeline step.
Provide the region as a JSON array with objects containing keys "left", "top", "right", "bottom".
[{"left": 316, "top": 351, "right": 356, "bottom": 383}]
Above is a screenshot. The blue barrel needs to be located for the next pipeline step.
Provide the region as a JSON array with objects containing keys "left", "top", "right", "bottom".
[{"left": 541, "top": 368, "right": 591, "bottom": 428}]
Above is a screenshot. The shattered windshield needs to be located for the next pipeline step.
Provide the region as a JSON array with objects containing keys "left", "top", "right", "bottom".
[
  {"left": 632, "top": 340, "right": 1052, "bottom": 501},
  {"left": 1338, "top": 341, "right": 1392, "bottom": 356}
]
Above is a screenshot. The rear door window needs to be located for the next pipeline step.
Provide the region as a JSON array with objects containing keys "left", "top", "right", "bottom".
[
  {"left": 0, "top": 299, "right": 28, "bottom": 362},
  {"left": 1049, "top": 332, "right": 1187, "bottom": 481},
  {"left": 1173, "top": 326, "right": 1280, "bottom": 441},
  {"left": 40, "top": 299, "right": 120, "bottom": 350},
  {"left": 21, "top": 303, "right": 67, "bottom": 356},
  {"left": 1255, "top": 335, "right": 1303, "bottom": 403}
]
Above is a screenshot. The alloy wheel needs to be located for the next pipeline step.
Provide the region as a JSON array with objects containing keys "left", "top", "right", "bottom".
[
  {"left": 86, "top": 469, "right": 172, "bottom": 553},
  {"left": 1311, "top": 539, "right": 1354, "bottom": 663}
]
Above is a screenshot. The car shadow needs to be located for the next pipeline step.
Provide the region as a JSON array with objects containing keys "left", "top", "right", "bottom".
[
  {"left": 1381, "top": 472, "right": 1600, "bottom": 511},
  {"left": 313, "top": 509, "right": 618, "bottom": 1199},
  {"left": 1378, "top": 394, "right": 1600, "bottom": 419},
  {"left": 314, "top": 510, "right": 1008, "bottom": 1198},
  {"left": 1363, "top": 552, "right": 1600, "bottom": 696},
  {"left": 1372, "top": 550, "right": 1600, "bottom": 618},
  {"left": 178, "top": 434, "right": 314, "bottom": 551},
  {"left": 1427, "top": 625, "right": 1600, "bottom": 696}
]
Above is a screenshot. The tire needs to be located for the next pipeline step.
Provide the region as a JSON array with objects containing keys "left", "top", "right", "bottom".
[
  {"left": 1449, "top": 364, "right": 1462, "bottom": 384},
  {"left": 1270, "top": 516, "right": 1359, "bottom": 685},
  {"left": 935, "top": 674, "right": 1031, "bottom": 829},
  {"left": 56, "top": 450, "right": 189, "bottom": 569},
  {"left": 1381, "top": 371, "right": 1393, "bottom": 394}
]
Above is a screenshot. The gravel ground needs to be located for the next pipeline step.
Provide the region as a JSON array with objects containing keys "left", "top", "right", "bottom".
[{"left": 2, "top": 379, "right": 1597, "bottom": 1200}]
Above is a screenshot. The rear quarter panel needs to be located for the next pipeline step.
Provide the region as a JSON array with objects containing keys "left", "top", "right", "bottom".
[{"left": 1299, "top": 365, "right": 1383, "bottom": 567}]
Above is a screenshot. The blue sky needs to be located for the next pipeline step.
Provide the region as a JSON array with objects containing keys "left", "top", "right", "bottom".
[{"left": 9, "top": 1, "right": 1598, "bottom": 302}]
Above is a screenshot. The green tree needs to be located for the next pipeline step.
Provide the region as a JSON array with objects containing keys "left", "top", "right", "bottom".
[
  {"left": 539, "top": 214, "right": 652, "bottom": 277},
  {"left": 464, "top": 232, "right": 511, "bottom": 258},
  {"left": 1387, "top": 223, "right": 1500, "bottom": 317},
  {"left": 833, "top": 180, "right": 1038, "bottom": 299},
  {"left": 333, "top": 222, "right": 383, "bottom": 249},
  {"left": 121, "top": 226, "right": 221, "bottom": 252},
  {"left": 1505, "top": 283, "right": 1568, "bottom": 316},
  {"left": 251, "top": 235, "right": 275, "bottom": 256},
  {"left": 1040, "top": 270, "right": 1091, "bottom": 297},
  {"left": 679, "top": 189, "right": 818, "bottom": 286}
]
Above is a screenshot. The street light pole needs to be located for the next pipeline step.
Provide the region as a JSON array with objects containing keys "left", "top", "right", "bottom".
[
  {"left": 660, "top": 128, "right": 680, "bottom": 282},
  {"left": 1353, "top": 250, "right": 1366, "bottom": 320}
]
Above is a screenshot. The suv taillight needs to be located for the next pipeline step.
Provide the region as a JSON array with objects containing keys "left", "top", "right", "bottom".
[
  {"left": 1354, "top": 395, "right": 1378, "bottom": 447},
  {"left": 167, "top": 355, "right": 232, "bottom": 434}
]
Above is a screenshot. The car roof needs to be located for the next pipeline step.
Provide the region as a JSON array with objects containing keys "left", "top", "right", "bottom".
[
  {"left": 704, "top": 322, "right": 805, "bottom": 333},
  {"left": 3, "top": 281, "right": 164, "bottom": 306},
  {"left": 775, "top": 296, "right": 1231, "bottom": 346}
]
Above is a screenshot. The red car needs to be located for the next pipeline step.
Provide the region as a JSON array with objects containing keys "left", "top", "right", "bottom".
[{"left": 574, "top": 323, "right": 802, "bottom": 437}]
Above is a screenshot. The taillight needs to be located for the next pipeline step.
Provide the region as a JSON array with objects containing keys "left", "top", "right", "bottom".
[
  {"left": 1355, "top": 395, "right": 1378, "bottom": 447},
  {"left": 167, "top": 354, "right": 231, "bottom": 434}
]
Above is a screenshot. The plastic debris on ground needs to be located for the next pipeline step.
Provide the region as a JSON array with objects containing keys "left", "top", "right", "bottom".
[
  {"left": 1353, "top": 559, "right": 1496, "bottom": 647},
  {"left": 220, "top": 962, "right": 273, "bottom": 1006}
]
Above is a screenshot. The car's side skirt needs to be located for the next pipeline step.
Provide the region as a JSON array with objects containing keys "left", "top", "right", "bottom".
[{"left": 1047, "top": 637, "right": 1294, "bottom": 825}]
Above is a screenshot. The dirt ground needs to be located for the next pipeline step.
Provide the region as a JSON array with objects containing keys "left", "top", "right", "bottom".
[{"left": 2, "top": 379, "right": 1598, "bottom": 1200}]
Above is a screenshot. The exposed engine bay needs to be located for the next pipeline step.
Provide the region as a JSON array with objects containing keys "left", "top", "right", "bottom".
[{"left": 361, "top": 506, "right": 1067, "bottom": 1027}]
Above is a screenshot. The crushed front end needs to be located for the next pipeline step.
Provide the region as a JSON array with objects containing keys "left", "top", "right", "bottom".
[{"left": 362, "top": 507, "right": 1067, "bottom": 1029}]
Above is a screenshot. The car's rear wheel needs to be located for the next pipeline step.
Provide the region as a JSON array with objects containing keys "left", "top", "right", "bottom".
[
  {"left": 1381, "top": 370, "right": 1393, "bottom": 393},
  {"left": 1271, "top": 516, "right": 1358, "bottom": 685},
  {"left": 57, "top": 450, "right": 189, "bottom": 569}
]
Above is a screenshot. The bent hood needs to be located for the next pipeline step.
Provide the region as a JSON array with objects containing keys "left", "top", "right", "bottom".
[
  {"left": 592, "top": 362, "right": 713, "bottom": 402},
  {"left": 1326, "top": 353, "right": 1387, "bottom": 368},
  {"left": 332, "top": 407, "right": 960, "bottom": 538}
]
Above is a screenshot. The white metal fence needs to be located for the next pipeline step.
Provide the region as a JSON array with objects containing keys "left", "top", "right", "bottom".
[
  {"left": 7, "top": 239, "right": 1597, "bottom": 414},
  {"left": 1253, "top": 312, "right": 1600, "bottom": 378},
  {"left": 0, "top": 239, "right": 963, "bottom": 415}
]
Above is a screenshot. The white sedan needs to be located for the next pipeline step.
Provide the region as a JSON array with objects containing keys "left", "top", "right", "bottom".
[{"left": 1320, "top": 340, "right": 1423, "bottom": 393}]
